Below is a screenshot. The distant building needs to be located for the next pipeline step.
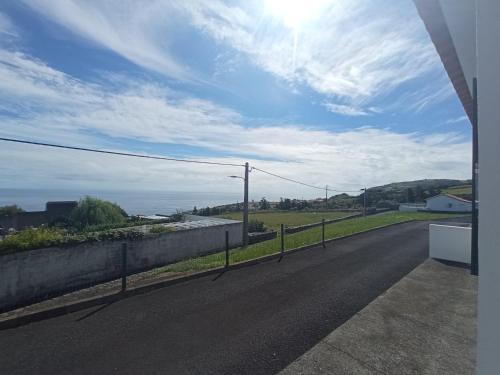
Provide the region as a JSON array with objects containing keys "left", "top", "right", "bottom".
[
  {"left": 425, "top": 194, "right": 472, "bottom": 213},
  {"left": 399, "top": 194, "right": 472, "bottom": 213},
  {"left": 0, "top": 201, "right": 78, "bottom": 231}
]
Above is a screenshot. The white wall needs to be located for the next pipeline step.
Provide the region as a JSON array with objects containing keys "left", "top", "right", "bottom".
[
  {"left": 426, "top": 195, "right": 472, "bottom": 212},
  {"left": 429, "top": 224, "right": 471, "bottom": 264},
  {"left": 477, "top": 1, "right": 500, "bottom": 373}
]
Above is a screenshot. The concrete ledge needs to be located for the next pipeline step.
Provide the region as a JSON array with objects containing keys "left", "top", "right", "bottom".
[
  {"left": 280, "top": 259, "right": 477, "bottom": 375},
  {"left": 0, "top": 219, "right": 417, "bottom": 330}
]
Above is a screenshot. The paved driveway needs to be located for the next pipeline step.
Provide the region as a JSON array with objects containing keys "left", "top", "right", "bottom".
[{"left": 0, "top": 221, "right": 431, "bottom": 375}]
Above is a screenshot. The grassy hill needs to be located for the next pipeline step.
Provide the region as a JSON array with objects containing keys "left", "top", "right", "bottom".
[
  {"left": 219, "top": 211, "right": 356, "bottom": 230},
  {"left": 443, "top": 184, "right": 472, "bottom": 199},
  {"left": 195, "top": 178, "right": 472, "bottom": 215}
]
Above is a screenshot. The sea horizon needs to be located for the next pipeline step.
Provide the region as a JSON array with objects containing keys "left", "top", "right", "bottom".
[{"left": 0, "top": 188, "right": 244, "bottom": 216}]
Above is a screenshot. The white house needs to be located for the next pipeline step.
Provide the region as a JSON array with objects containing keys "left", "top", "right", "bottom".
[
  {"left": 414, "top": 1, "right": 500, "bottom": 372},
  {"left": 425, "top": 194, "right": 472, "bottom": 213}
]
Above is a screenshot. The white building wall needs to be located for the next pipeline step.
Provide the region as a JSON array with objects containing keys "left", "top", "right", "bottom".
[
  {"left": 477, "top": 0, "right": 500, "bottom": 373},
  {"left": 429, "top": 224, "right": 471, "bottom": 264},
  {"left": 426, "top": 195, "right": 472, "bottom": 212}
]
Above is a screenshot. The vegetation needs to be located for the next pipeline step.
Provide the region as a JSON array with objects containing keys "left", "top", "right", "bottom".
[
  {"left": 193, "top": 179, "right": 471, "bottom": 216},
  {"left": 0, "top": 226, "right": 145, "bottom": 255},
  {"left": 443, "top": 184, "right": 472, "bottom": 199},
  {"left": 0, "top": 227, "right": 64, "bottom": 253},
  {"left": 149, "top": 225, "right": 175, "bottom": 234},
  {"left": 248, "top": 219, "right": 266, "bottom": 233},
  {"left": 219, "top": 211, "right": 356, "bottom": 231},
  {"left": 259, "top": 197, "right": 271, "bottom": 210},
  {"left": 0, "top": 205, "right": 25, "bottom": 217},
  {"left": 69, "top": 197, "right": 127, "bottom": 230},
  {"left": 157, "top": 211, "right": 468, "bottom": 274}
]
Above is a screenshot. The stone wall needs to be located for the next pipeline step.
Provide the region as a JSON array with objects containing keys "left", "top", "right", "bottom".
[{"left": 0, "top": 221, "right": 242, "bottom": 312}]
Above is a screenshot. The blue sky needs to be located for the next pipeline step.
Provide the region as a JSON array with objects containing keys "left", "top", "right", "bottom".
[{"left": 0, "top": 0, "right": 471, "bottom": 199}]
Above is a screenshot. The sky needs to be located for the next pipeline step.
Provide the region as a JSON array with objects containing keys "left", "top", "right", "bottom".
[{"left": 0, "top": 0, "right": 472, "bottom": 200}]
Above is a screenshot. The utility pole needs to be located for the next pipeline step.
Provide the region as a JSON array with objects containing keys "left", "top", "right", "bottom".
[
  {"left": 228, "top": 162, "right": 250, "bottom": 247},
  {"left": 243, "top": 162, "right": 249, "bottom": 248},
  {"left": 471, "top": 78, "right": 479, "bottom": 276},
  {"left": 361, "top": 187, "right": 367, "bottom": 216},
  {"left": 325, "top": 185, "right": 328, "bottom": 210}
]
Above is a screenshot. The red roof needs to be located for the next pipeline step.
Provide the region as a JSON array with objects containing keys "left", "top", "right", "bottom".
[{"left": 445, "top": 194, "right": 472, "bottom": 203}]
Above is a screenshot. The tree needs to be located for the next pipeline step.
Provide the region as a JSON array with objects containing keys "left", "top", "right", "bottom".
[
  {"left": 415, "top": 185, "right": 424, "bottom": 202},
  {"left": 69, "top": 197, "right": 127, "bottom": 229},
  {"left": 407, "top": 188, "right": 415, "bottom": 203},
  {"left": 192, "top": 206, "right": 198, "bottom": 215},
  {"left": 259, "top": 197, "right": 270, "bottom": 210},
  {"left": 0, "top": 205, "right": 24, "bottom": 217}
]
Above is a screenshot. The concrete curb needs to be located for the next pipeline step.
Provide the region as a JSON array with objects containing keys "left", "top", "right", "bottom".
[{"left": 0, "top": 219, "right": 422, "bottom": 330}]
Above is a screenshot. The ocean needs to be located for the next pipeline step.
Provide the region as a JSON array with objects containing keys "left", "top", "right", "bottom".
[{"left": 0, "top": 188, "right": 243, "bottom": 216}]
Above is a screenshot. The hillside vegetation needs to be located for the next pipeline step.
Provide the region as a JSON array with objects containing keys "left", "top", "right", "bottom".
[
  {"left": 219, "top": 211, "right": 357, "bottom": 230},
  {"left": 159, "top": 211, "right": 468, "bottom": 274}
]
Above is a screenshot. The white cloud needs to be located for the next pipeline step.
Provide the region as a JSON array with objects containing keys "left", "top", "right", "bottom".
[
  {"left": 0, "top": 11, "right": 18, "bottom": 37},
  {"left": 445, "top": 116, "right": 469, "bottom": 125},
  {"left": 20, "top": 0, "right": 447, "bottom": 114},
  {"left": 0, "top": 50, "right": 471, "bottom": 197},
  {"left": 21, "top": 0, "right": 193, "bottom": 81},
  {"left": 323, "top": 102, "right": 369, "bottom": 116},
  {"left": 178, "top": 0, "right": 441, "bottom": 105}
]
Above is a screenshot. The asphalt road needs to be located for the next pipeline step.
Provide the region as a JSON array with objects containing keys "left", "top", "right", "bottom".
[{"left": 0, "top": 221, "right": 434, "bottom": 375}]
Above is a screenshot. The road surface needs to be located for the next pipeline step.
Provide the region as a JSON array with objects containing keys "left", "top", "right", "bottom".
[{"left": 0, "top": 221, "right": 433, "bottom": 375}]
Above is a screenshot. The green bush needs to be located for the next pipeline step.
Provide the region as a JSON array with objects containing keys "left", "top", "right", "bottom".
[
  {"left": 248, "top": 219, "right": 266, "bottom": 233},
  {"left": 0, "top": 227, "right": 64, "bottom": 254},
  {"left": 69, "top": 197, "right": 127, "bottom": 230},
  {"left": 0, "top": 227, "right": 145, "bottom": 254},
  {"left": 0, "top": 205, "right": 24, "bottom": 217},
  {"left": 149, "top": 225, "right": 174, "bottom": 234}
]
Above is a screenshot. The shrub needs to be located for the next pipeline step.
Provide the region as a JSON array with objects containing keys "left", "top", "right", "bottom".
[
  {"left": 0, "top": 205, "right": 25, "bottom": 217},
  {"left": 0, "top": 227, "right": 64, "bottom": 254},
  {"left": 248, "top": 219, "right": 266, "bottom": 233},
  {"left": 69, "top": 197, "right": 127, "bottom": 230},
  {"left": 0, "top": 227, "right": 145, "bottom": 254},
  {"left": 149, "top": 225, "right": 174, "bottom": 234}
]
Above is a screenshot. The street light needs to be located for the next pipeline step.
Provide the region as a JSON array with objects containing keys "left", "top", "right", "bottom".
[
  {"left": 228, "top": 162, "right": 250, "bottom": 247},
  {"left": 360, "top": 187, "right": 367, "bottom": 217}
]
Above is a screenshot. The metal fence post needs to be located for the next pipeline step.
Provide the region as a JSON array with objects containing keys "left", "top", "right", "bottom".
[
  {"left": 322, "top": 219, "right": 325, "bottom": 248},
  {"left": 280, "top": 224, "right": 285, "bottom": 257},
  {"left": 121, "top": 242, "right": 127, "bottom": 292},
  {"left": 225, "top": 230, "right": 229, "bottom": 269}
]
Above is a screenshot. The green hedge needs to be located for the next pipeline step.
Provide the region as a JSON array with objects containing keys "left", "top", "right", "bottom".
[{"left": 0, "top": 227, "right": 145, "bottom": 255}]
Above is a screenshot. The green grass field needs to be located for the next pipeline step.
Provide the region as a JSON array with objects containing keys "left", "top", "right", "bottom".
[
  {"left": 218, "top": 210, "right": 357, "bottom": 230},
  {"left": 156, "top": 211, "right": 468, "bottom": 275},
  {"left": 443, "top": 184, "right": 472, "bottom": 195}
]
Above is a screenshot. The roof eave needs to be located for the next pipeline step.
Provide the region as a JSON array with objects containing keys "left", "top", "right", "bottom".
[{"left": 413, "top": 0, "right": 473, "bottom": 123}]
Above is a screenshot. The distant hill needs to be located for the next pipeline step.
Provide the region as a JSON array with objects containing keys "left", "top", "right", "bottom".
[
  {"left": 353, "top": 179, "right": 472, "bottom": 209},
  {"left": 192, "top": 178, "right": 472, "bottom": 215},
  {"left": 442, "top": 184, "right": 472, "bottom": 200}
]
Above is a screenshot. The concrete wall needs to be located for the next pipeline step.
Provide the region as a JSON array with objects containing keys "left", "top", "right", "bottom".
[
  {"left": 426, "top": 195, "right": 472, "bottom": 212},
  {"left": 399, "top": 204, "right": 424, "bottom": 212},
  {"left": 0, "top": 221, "right": 242, "bottom": 312},
  {"left": 429, "top": 224, "right": 471, "bottom": 264},
  {"left": 477, "top": 1, "right": 500, "bottom": 372}
]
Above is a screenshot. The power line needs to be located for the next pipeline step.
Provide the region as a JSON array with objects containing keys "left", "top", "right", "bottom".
[
  {"left": 251, "top": 167, "right": 361, "bottom": 193},
  {"left": 1, "top": 137, "right": 363, "bottom": 192},
  {"left": 0, "top": 137, "right": 245, "bottom": 167}
]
